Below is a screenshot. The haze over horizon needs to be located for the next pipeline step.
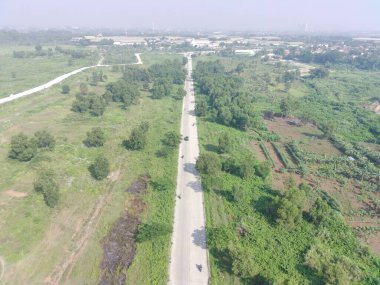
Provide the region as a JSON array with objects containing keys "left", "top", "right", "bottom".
[{"left": 1, "top": 0, "right": 380, "bottom": 33}]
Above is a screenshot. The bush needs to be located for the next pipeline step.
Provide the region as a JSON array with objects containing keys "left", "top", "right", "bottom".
[
  {"left": 255, "top": 161, "right": 271, "bottom": 180},
  {"left": 151, "top": 79, "right": 172, "bottom": 99},
  {"left": 304, "top": 243, "right": 361, "bottom": 284},
  {"left": 218, "top": 133, "right": 233, "bottom": 154},
  {"left": 34, "top": 130, "right": 55, "bottom": 150},
  {"left": 105, "top": 80, "right": 140, "bottom": 107},
  {"left": 309, "top": 197, "right": 332, "bottom": 226},
  {"left": 62, "top": 84, "right": 70, "bottom": 94},
  {"left": 90, "top": 155, "right": 110, "bottom": 180},
  {"left": 71, "top": 93, "right": 107, "bottom": 116},
  {"left": 8, "top": 133, "right": 37, "bottom": 161},
  {"left": 84, "top": 127, "right": 105, "bottom": 147},
  {"left": 124, "top": 124, "right": 148, "bottom": 150},
  {"left": 34, "top": 170, "right": 60, "bottom": 207},
  {"left": 196, "top": 152, "right": 221, "bottom": 175},
  {"left": 174, "top": 87, "right": 186, "bottom": 100},
  {"left": 162, "top": 131, "right": 181, "bottom": 148},
  {"left": 195, "top": 99, "right": 208, "bottom": 116},
  {"left": 275, "top": 186, "right": 306, "bottom": 227}
]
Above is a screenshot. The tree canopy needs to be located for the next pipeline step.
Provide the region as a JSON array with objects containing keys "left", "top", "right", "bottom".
[
  {"left": 90, "top": 155, "right": 110, "bottom": 180},
  {"left": 34, "top": 169, "right": 60, "bottom": 208},
  {"left": 84, "top": 127, "right": 105, "bottom": 147},
  {"left": 8, "top": 133, "right": 37, "bottom": 161}
]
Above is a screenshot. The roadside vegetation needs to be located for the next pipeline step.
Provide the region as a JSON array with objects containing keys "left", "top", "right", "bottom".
[{"left": 194, "top": 56, "right": 380, "bottom": 284}]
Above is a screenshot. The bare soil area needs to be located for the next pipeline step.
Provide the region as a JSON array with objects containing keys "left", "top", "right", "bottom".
[
  {"left": 250, "top": 141, "right": 267, "bottom": 162},
  {"left": 265, "top": 118, "right": 340, "bottom": 155},
  {"left": 4, "top": 190, "right": 28, "bottom": 198},
  {"left": 108, "top": 169, "right": 121, "bottom": 182},
  {"left": 265, "top": 142, "right": 284, "bottom": 170}
]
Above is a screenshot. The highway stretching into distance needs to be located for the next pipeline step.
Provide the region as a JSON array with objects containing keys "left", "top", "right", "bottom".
[{"left": 168, "top": 53, "right": 209, "bottom": 285}]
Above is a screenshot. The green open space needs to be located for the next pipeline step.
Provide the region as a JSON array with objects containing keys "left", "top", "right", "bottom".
[
  {"left": 0, "top": 52, "right": 184, "bottom": 284},
  {"left": 0, "top": 45, "right": 99, "bottom": 98},
  {"left": 193, "top": 54, "right": 380, "bottom": 284}
]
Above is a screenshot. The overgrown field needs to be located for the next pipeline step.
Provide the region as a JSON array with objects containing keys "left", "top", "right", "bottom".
[
  {"left": 194, "top": 55, "right": 380, "bottom": 284},
  {"left": 0, "top": 52, "right": 184, "bottom": 284}
]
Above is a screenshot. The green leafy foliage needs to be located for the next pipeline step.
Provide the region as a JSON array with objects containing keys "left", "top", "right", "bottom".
[
  {"left": 8, "top": 133, "right": 37, "bottom": 161},
  {"left": 34, "top": 169, "right": 60, "bottom": 208},
  {"left": 105, "top": 80, "right": 140, "bottom": 107},
  {"left": 194, "top": 55, "right": 380, "bottom": 285},
  {"left": 71, "top": 93, "right": 107, "bottom": 116},
  {"left": 195, "top": 99, "right": 208, "bottom": 116},
  {"left": 218, "top": 133, "right": 233, "bottom": 154},
  {"left": 151, "top": 78, "right": 172, "bottom": 99},
  {"left": 304, "top": 242, "right": 361, "bottom": 284},
  {"left": 83, "top": 127, "right": 105, "bottom": 147},
  {"left": 194, "top": 60, "right": 265, "bottom": 131},
  {"left": 34, "top": 130, "right": 55, "bottom": 150},
  {"left": 174, "top": 86, "right": 186, "bottom": 100},
  {"left": 161, "top": 131, "right": 181, "bottom": 148},
  {"left": 61, "top": 84, "right": 70, "bottom": 94},
  {"left": 124, "top": 122, "right": 149, "bottom": 150},
  {"left": 196, "top": 152, "right": 221, "bottom": 175},
  {"left": 89, "top": 155, "right": 110, "bottom": 180},
  {"left": 147, "top": 59, "right": 186, "bottom": 84}
]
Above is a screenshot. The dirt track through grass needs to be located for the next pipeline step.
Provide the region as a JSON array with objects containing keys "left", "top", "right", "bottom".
[
  {"left": 47, "top": 192, "right": 110, "bottom": 284},
  {"left": 0, "top": 257, "right": 4, "bottom": 282}
]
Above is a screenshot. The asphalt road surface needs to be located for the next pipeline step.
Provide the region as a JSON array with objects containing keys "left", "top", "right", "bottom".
[
  {"left": 0, "top": 53, "right": 142, "bottom": 105},
  {"left": 168, "top": 53, "right": 209, "bottom": 285}
]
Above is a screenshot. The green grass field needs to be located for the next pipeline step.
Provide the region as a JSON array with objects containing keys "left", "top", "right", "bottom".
[
  {"left": 0, "top": 53, "right": 183, "bottom": 284},
  {"left": 0, "top": 45, "right": 99, "bottom": 98}
]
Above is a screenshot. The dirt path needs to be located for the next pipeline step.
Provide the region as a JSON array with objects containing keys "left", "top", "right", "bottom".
[
  {"left": 0, "top": 256, "right": 4, "bottom": 283},
  {"left": 0, "top": 53, "right": 143, "bottom": 106},
  {"left": 45, "top": 189, "right": 112, "bottom": 285}
]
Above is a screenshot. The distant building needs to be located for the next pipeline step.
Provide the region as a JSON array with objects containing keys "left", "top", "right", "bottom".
[{"left": 235, "top": 49, "right": 257, "bottom": 56}]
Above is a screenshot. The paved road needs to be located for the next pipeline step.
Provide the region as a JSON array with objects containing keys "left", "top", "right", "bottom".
[
  {"left": 168, "top": 53, "right": 209, "bottom": 285},
  {"left": 0, "top": 53, "right": 142, "bottom": 106}
]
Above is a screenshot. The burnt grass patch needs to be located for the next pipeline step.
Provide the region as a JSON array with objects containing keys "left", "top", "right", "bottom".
[
  {"left": 99, "top": 174, "right": 150, "bottom": 285},
  {"left": 126, "top": 174, "right": 151, "bottom": 194}
]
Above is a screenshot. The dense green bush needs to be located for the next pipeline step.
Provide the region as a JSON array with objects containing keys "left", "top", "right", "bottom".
[
  {"left": 151, "top": 78, "right": 172, "bottom": 99},
  {"left": 84, "top": 127, "right": 105, "bottom": 147},
  {"left": 218, "top": 133, "right": 233, "bottom": 154},
  {"left": 34, "top": 130, "right": 55, "bottom": 150},
  {"left": 34, "top": 169, "right": 60, "bottom": 208},
  {"left": 162, "top": 131, "right": 181, "bottom": 148},
  {"left": 8, "top": 133, "right": 37, "bottom": 161},
  {"left": 275, "top": 186, "right": 306, "bottom": 227},
  {"left": 196, "top": 152, "right": 221, "bottom": 175},
  {"left": 90, "top": 155, "right": 110, "bottom": 180},
  {"left": 194, "top": 60, "right": 266, "bottom": 131},
  {"left": 124, "top": 122, "right": 149, "bottom": 150},
  {"left": 71, "top": 93, "right": 107, "bottom": 116},
  {"left": 105, "top": 80, "right": 140, "bottom": 107},
  {"left": 61, "top": 84, "right": 70, "bottom": 94}
]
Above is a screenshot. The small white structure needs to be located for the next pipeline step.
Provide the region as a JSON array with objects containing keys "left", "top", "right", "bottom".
[{"left": 235, "top": 49, "right": 257, "bottom": 56}]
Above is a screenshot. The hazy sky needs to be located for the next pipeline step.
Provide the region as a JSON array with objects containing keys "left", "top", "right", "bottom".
[{"left": 1, "top": 0, "right": 380, "bottom": 32}]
